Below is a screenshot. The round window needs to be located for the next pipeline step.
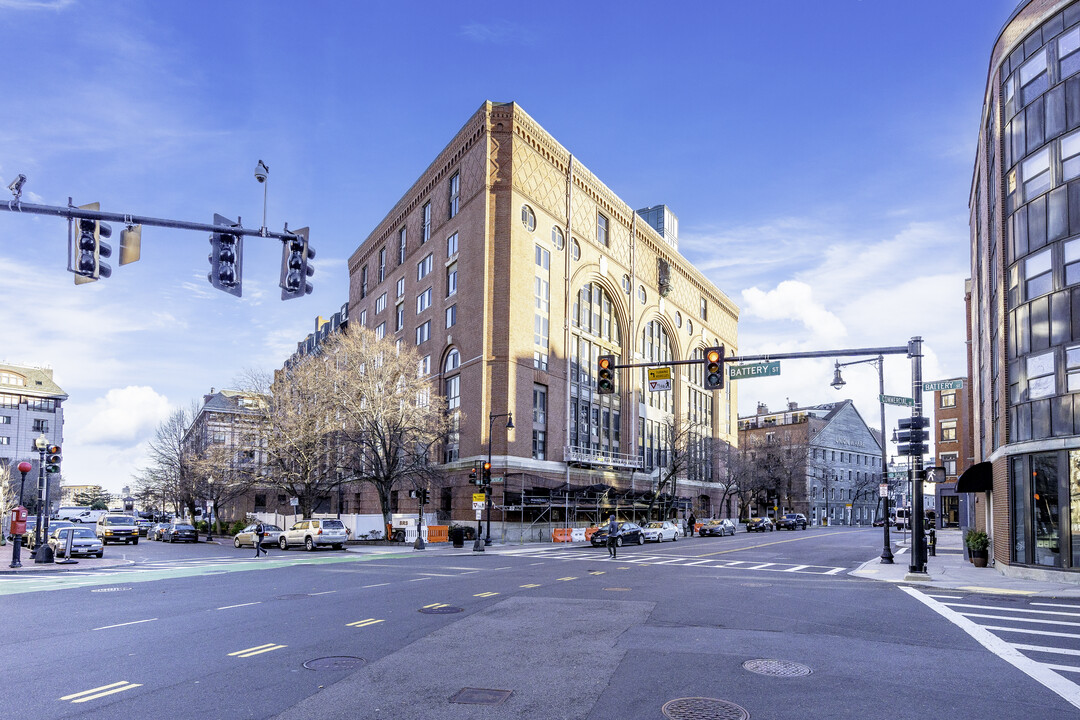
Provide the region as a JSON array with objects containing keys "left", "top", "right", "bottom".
[
  {"left": 552, "top": 225, "right": 565, "bottom": 250},
  {"left": 521, "top": 205, "right": 536, "bottom": 232}
]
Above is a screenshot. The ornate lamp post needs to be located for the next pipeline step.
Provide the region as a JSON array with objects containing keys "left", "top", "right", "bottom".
[
  {"left": 485, "top": 412, "right": 514, "bottom": 546},
  {"left": 830, "top": 356, "right": 893, "bottom": 564},
  {"left": 33, "top": 433, "right": 51, "bottom": 561},
  {"left": 9, "top": 461, "right": 32, "bottom": 568}
]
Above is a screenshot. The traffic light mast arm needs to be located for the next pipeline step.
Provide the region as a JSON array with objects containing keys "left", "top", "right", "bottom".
[
  {"left": 5, "top": 199, "right": 304, "bottom": 245},
  {"left": 599, "top": 344, "right": 911, "bottom": 370}
]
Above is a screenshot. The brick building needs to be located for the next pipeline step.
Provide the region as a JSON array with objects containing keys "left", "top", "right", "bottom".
[
  {"left": 347, "top": 101, "right": 739, "bottom": 534},
  {"left": 928, "top": 377, "right": 976, "bottom": 529},
  {"left": 968, "top": 0, "right": 1080, "bottom": 579}
]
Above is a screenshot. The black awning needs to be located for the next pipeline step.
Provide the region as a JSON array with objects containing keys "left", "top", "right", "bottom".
[{"left": 955, "top": 461, "right": 992, "bottom": 493}]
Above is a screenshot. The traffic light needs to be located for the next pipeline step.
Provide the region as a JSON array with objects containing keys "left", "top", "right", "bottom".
[
  {"left": 704, "top": 346, "right": 725, "bottom": 390},
  {"left": 597, "top": 355, "right": 615, "bottom": 394},
  {"left": 421, "top": 489, "right": 430, "bottom": 504},
  {"left": 482, "top": 461, "right": 492, "bottom": 485},
  {"left": 468, "top": 467, "right": 478, "bottom": 484},
  {"left": 896, "top": 416, "right": 930, "bottom": 456},
  {"left": 280, "top": 227, "right": 315, "bottom": 300},
  {"left": 45, "top": 445, "right": 61, "bottom": 475},
  {"left": 73, "top": 203, "right": 112, "bottom": 284},
  {"left": 208, "top": 213, "right": 243, "bottom": 297}
]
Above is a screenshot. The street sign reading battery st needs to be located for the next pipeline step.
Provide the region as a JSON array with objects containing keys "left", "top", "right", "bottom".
[
  {"left": 923, "top": 379, "right": 963, "bottom": 392},
  {"left": 727, "top": 361, "right": 780, "bottom": 381},
  {"left": 879, "top": 394, "right": 914, "bottom": 407}
]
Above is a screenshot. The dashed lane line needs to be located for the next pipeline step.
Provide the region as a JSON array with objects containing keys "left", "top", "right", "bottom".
[
  {"left": 93, "top": 618, "right": 157, "bottom": 631},
  {"left": 60, "top": 681, "right": 142, "bottom": 704},
  {"left": 229, "top": 643, "right": 287, "bottom": 658}
]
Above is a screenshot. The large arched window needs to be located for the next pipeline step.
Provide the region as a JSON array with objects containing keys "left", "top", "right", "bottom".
[
  {"left": 570, "top": 283, "right": 622, "bottom": 456},
  {"left": 640, "top": 319, "right": 673, "bottom": 470},
  {"left": 686, "top": 348, "right": 714, "bottom": 482},
  {"left": 443, "top": 349, "right": 460, "bottom": 462}
]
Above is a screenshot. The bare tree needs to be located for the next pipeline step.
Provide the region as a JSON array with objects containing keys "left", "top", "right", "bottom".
[
  {"left": 714, "top": 440, "right": 748, "bottom": 519},
  {"left": 740, "top": 427, "right": 810, "bottom": 518},
  {"left": 327, "top": 326, "right": 451, "bottom": 538},
  {"left": 144, "top": 405, "right": 202, "bottom": 524},
  {"left": 645, "top": 415, "right": 706, "bottom": 520}
]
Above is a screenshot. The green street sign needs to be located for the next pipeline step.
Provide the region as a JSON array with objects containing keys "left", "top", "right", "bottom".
[
  {"left": 880, "top": 394, "right": 914, "bottom": 407},
  {"left": 728, "top": 361, "right": 780, "bottom": 381},
  {"left": 923, "top": 379, "right": 963, "bottom": 392},
  {"left": 887, "top": 471, "right": 908, "bottom": 479}
]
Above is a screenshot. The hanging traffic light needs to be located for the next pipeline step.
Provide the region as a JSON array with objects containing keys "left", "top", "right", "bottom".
[
  {"left": 280, "top": 227, "right": 315, "bottom": 300},
  {"left": 208, "top": 213, "right": 243, "bottom": 297},
  {"left": 597, "top": 354, "right": 615, "bottom": 394},
  {"left": 421, "top": 489, "right": 430, "bottom": 505},
  {"left": 73, "top": 203, "right": 112, "bottom": 284},
  {"left": 482, "top": 461, "right": 492, "bottom": 485},
  {"left": 704, "top": 346, "right": 725, "bottom": 389},
  {"left": 468, "top": 467, "right": 478, "bottom": 484},
  {"left": 45, "top": 445, "right": 62, "bottom": 475}
]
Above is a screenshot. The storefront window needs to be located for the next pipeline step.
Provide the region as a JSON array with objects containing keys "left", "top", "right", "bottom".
[
  {"left": 1033, "top": 453, "right": 1061, "bottom": 567},
  {"left": 1011, "top": 456, "right": 1026, "bottom": 563},
  {"left": 1071, "top": 450, "right": 1080, "bottom": 568}
]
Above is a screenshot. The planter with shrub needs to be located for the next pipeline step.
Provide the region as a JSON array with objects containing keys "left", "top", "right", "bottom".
[{"left": 966, "top": 529, "right": 990, "bottom": 567}]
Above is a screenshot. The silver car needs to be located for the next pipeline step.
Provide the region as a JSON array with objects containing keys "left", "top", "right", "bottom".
[
  {"left": 234, "top": 523, "right": 284, "bottom": 548},
  {"left": 279, "top": 518, "right": 349, "bottom": 551},
  {"left": 48, "top": 526, "right": 104, "bottom": 558}
]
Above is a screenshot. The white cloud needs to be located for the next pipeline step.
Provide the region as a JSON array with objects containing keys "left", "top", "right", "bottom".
[
  {"left": 71, "top": 386, "right": 172, "bottom": 446},
  {"left": 741, "top": 281, "right": 847, "bottom": 340}
]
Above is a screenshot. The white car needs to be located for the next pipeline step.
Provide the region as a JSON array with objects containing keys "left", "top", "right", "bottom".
[
  {"left": 234, "top": 523, "right": 284, "bottom": 548},
  {"left": 48, "top": 525, "right": 104, "bottom": 558},
  {"left": 279, "top": 518, "right": 349, "bottom": 551},
  {"left": 643, "top": 521, "right": 680, "bottom": 542}
]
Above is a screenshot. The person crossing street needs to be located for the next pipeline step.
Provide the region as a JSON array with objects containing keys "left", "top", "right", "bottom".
[{"left": 254, "top": 521, "right": 268, "bottom": 557}]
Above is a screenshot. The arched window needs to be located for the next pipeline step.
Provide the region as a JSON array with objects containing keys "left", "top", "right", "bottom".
[
  {"left": 443, "top": 349, "right": 460, "bottom": 462},
  {"left": 640, "top": 319, "right": 673, "bottom": 471},
  {"left": 687, "top": 348, "right": 714, "bottom": 482},
  {"left": 570, "top": 283, "right": 622, "bottom": 457}
]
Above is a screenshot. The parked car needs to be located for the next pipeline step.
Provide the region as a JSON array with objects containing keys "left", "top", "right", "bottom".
[
  {"left": 872, "top": 518, "right": 886, "bottom": 527},
  {"left": 279, "top": 518, "right": 349, "bottom": 551},
  {"left": 162, "top": 523, "right": 198, "bottom": 543},
  {"left": 234, "top": 523, "right": 284, "bottom": 548},
  {"left": 745, "top": 517, "right": 774, "bottom": 532},
  {"left": 699, "top": 518, "right": 736, "bottom": 537},
  {"left": 590, "top": 521, "right": 645, "bottom": 548},
  {"left": 23, "top": 520, "right": 74, "bottom": 549},
  {"left": 776, "top": 513, "right": 808, "bottom": 530},
  {"left": 149, "top": 522, "right": 170, "bottom": 541},
  {"left": 96, "top": 514, "right": 140, "bottom": 545},
  {"left": 48, "top": 525, "right": 104, "bottom": 558},
  {"left": 642, "top": 520, "right": 680, "bottom": 542}
]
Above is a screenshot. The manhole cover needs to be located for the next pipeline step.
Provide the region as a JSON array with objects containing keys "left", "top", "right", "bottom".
[
  {"left": 91, "top": 587, "right": 131, "bottom": 593},
  {"left": 449, "top": 687, "right": 512, "bottom": 706},
  {"left": 274, "top": 594, "right": 311, "bottom": 601},
  {"left": 303, "top": 656, "right": 366, "bottom": 671},
  {"left": 662, "top": 697, "right": 750, "bottom": 720},
  {"left": 419, "top": 606, "right": 464, "bottom": 614},
  {"left": 742, "top": 658, "right": 812, "bottom": 677}
]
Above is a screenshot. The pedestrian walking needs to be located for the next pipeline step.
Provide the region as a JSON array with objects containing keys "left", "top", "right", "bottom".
[
  {"left": 254, "top": 521, "right": 267, "bottom": 557},
  {"left": 606, "top": 514, "right": 619, "bottom": 559},
  {"left": 687, "top": 512, "right": 696, "bottom": 538}
]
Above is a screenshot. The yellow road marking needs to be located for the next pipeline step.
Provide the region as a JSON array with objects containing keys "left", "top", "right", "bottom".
[
  {"left": 61, "top": 681, "right": 142, "bottom": 703},
  {"left": 604, "top": 587, "right": 632, "bottom": 591},
  {"left": 520, "top": 583, "right": 541, "bottom": 588},
  {"left": 694, "top": 531, "right": 851, "bottom": 557},
  {"left": 474, "top": 591, "right": 499, "bottom": 597},
  {"left": 346, "top": 618, "right": 385, "bottom": 628},
  {"left": 423, "top": 603, "right": 449, "bottom": 609},
  {"left": 589, "top": 571, "right": 605, "bottom": 575},
  {"left": 556, "top": 576, "right": 577, "bottom": 581},
  {"left": 229, "top": 643, "right": 287, "bottom": 657},
  {"left": 957, "top": 586, "right": 1037, "bottom": 596}
]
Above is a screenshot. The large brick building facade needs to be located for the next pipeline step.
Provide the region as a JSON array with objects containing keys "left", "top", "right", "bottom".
[{"left": 346, "top": 102, "right": 739, "bottom": 533}]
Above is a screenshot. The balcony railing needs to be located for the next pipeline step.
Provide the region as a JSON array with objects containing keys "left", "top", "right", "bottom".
[{"left": 564, "top": 445, "right": 643, "bottom": 470}]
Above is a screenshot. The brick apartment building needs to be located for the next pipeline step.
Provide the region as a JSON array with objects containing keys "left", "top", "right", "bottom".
[{"left": 346, "top": 101, "right": 740, "bottom": 532}]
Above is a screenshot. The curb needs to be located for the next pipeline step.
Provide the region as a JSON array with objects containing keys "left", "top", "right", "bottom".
[{"left": 0, "top": 558, "right": 136, "bottom": 575}]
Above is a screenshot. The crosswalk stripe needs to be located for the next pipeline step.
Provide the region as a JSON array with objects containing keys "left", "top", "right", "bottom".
[
  {"left": 783, "top": 565, "right": 810, "bottom": 572},
  {"left": 985, "top": 625, "right": 1080, "bottom": 639},
  {"left": 945, "top": 603, "right": 1080, "bottom": 618},
  {"left": 1014, "top": 643, "right": 1080, "bottom": 656},
  {"left": 1045, "top": 663, "right": 1080, "bottom": 673},
  {"left": 959, "top": 612, "right": 1080, "bottom": 628}
]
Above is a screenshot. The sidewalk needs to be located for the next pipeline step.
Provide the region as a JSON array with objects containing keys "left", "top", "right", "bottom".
[{"left": 850, "top": 528, "right": 1080, "bottom": 597}]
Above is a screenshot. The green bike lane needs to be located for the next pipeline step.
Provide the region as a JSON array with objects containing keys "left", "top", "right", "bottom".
[{"left": 0, "top": 551, "right": 416, "bottom": 596}]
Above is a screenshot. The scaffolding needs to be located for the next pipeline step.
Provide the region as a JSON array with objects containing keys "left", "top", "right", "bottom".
[{"left": 495, "top": 473, "right": 692, "bottom": 543}]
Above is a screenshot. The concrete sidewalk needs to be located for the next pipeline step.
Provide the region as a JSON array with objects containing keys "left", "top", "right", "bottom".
[{"left": 850, "top": 528, "right": 1080, "bottom": 597}]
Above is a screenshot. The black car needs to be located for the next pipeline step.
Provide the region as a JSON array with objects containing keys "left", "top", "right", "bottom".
[
  {"left": 590, "top": 522, "right": 645, "bottom": 547},
  {"left": 162, "top": 523, "right": 198, "bottom": 543},
  {"left": 745, "top": 517, "right": 774, "bottom": 532},
  {"left": 776, "top": 513, "right": 808, "bottom": 530},
  {"left": 699, "top": 518, "right": 736, "bottom": 537}
]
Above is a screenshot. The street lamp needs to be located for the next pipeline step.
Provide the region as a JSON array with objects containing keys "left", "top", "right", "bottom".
[
  {"left": 830, "top": 356, "right": 894, "bottom": 564},
  {"left": 485, "top": 412, "right": 514, "bottom": 547},
  {"left": 33, "top": 433, "right": 50, "bottom": 559},
  {"left": 9, "top": 461, "right": 32, "bottom": 568}
]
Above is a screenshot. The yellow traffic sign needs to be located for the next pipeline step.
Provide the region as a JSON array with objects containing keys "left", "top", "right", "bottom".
[
  {"left": 472, "top": 493, "right": 486, "bottom": 504},
  {"left": 647, "top": 367, "right": 672, "bottom": 381}
]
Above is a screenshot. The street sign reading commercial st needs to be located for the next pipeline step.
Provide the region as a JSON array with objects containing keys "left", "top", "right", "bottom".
[{"left": 879, "top": 394, "right": 914, "bottom": 407}]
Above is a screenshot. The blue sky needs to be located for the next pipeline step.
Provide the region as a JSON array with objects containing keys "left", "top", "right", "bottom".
[{"left": 1, "top": 0, "right": 1017, "bottom": 493}]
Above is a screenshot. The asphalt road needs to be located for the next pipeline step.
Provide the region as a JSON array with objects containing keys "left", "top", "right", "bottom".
[{"left": 4, "top": 527, "right": 1077, "bottom": 719}]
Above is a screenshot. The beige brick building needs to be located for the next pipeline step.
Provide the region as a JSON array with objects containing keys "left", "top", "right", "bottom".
[{"left": 347, "top": 101, "right": 739, "bottom": 533}]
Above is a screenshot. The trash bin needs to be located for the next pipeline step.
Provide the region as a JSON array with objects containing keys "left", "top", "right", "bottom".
[{"left": 450, "top": 526, "right": 465, "bottom": 548}]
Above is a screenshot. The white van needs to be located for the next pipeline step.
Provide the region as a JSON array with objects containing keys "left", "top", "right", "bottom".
[
  {"left": 73, "top": 509, "right": 107, "bottom": 524},
  {"left": 56, "top": 506, "right": 90, "bottom": 521},
  {"left": 894, "top": 508, "right": 911, "bottom": 530}
]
